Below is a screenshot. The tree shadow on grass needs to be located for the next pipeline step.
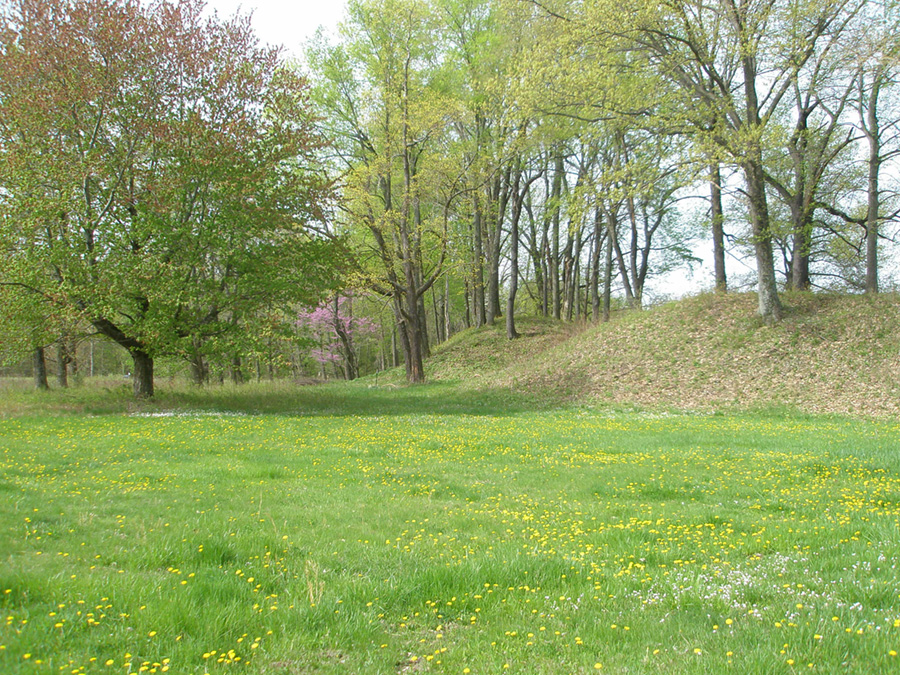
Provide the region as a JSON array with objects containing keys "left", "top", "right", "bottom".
[
  {"left": 0, "top": 376, "right": 566, "bottom": 418},
  {"left": 149, "top": 378, "right": 562, "bottom": 418}
]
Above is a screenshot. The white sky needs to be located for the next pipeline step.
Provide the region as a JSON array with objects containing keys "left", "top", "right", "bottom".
[{"left": 203, "top": 0, "right": 347, "bottom": 58}]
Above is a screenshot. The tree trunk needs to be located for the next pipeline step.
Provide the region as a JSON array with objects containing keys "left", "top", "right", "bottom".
[
  {"left": 565, "top": 228, "right": 582, "bottom": 321},
  {"left": 790, "top": 207, "right": 812, "bottom": 291},
  {"left": 463, "top": 279, "right": 471, "bottom": 328},
  {"left": 786, "top": 103, "right": 812, "bottom": 293},
  {"left": 68, "top": 337, "right": 78, "bottom": 380},
  {"left": 91, "top": 316, "right": 157, "bottom": 397},
  {"left": 432, "top": 285, "right": 443, "bottom": 344},
  {"left": 56, "top": 342, "right": 70, "bottom": 388},
  {"left": 33, "top": 346, "right": 49, "bottom": 390},
  {"left": 506, "top": 251, "right": 520, "bottom": 340},
  {"left": 231, "top": 355, "right": 243, "bottom": 385},
  {"left": 744, "top": 159, "right": 782, "bottom": 322},
  {"left": 738, "top": 48, "right": 782, "bottom": 322},
  {"left": 444, "top": 275, "right": 451, "bottom": 343},
  {"left": 551, "top": 154, "right": 564, "bottom": 320},
  {"left": 130, "top": 349, "right": 154, "bottom": 398},
  {"left": 332, "top": 295, "right": 358, "bottom": 380},
  {"left": 403, "top": 303, "right": 425, "bottom": 383},
  {"left": 590, "top": 210, "right": 603, "bottom": 322},
  {"left": 190, "top": 354, "right": 206, "bottom": 385},
  {"left": 417, "top": 295, "right": 430, "bottom": 359},
  {"left": 540, "top": 231, "right": 549, "bottom": 317},
  {"left": 189, "top": 337, "right": 207, "bottom": 385},
  {"left": 486, "top": 261, "right": 501, "bottom": 324},
  {"left": 392, "top": 294, "right": 416, "bottom": 382},
  {"left": 866, "top": 149, "right": 879, "bottom": 294},
  {"left": 602, "top": 232, "right": 613, "bottom": 323},
  {"left": 391, "top": 324, "right": 399, "bottom": 368},
  {"left": 607, "top": 207, "right": 636, "bottom": 308},
  {"left": 485, "top": 173, "right": 508, "bottom": 325},
  {"left": 865, "top": 74, "right": 882, "bottom": 294},
  {"left": 506, "top": 170, "right": 524, "bottom": 340},
  {"left": 342, "top": 352, "right": 357, "bottom": 381},
  {"left": 485, "top": 193, "right": 502, "bottom": 325},
  {"left": 710, "top": 162, "right": 727, "bottom": 293},
  {"left": 473, "top": 204, "right": 486, "bottom": 326}
]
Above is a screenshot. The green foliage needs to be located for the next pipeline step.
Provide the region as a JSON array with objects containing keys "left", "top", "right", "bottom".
[{"left": 0, "top": 0, "right": 340, "bottom": 389}]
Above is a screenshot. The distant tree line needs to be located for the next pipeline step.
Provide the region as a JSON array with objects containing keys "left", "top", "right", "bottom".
[{"left": 3, "top": 0, "right": 900, "bottom": 392}]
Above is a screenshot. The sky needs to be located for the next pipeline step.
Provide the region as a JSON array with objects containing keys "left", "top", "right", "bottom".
[{"left": 203, "top": 0, "right": 347, "bottom": 58}]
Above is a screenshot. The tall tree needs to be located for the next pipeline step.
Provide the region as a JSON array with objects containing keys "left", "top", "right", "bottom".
[
  {"left": 851, "top": 1, "right": 900, "bottom": 293},
  {"left": 631, "top": 0, "right": 869, "bottom": 316},
  {"left": 527, "top": 0, "right": 868, "bottom": 319},
  {"left": 0, "top": 0, "right": 337, "bottom": 397},
  {"left": 442, "top": 0, "right": 537, "bottom": 327},
  {"left": 506, "top": 153, "right": 543, "bottom": 338},
  {"left": 309, "top": 0, "right": 461, "bottom": 383}
]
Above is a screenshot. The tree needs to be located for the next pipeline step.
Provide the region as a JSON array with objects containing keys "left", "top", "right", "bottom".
[
  {"left": 620, "top": 0, "right": 858, "bottom": 319},
  {"left": 526, "top": 0, "right": 868, "bottom": 319},
  {"left": 505, "top": 151, "right": 543, "bottom": 338},
  {"left": 850, "top": 1, "right": 900, "bottom": 293},
  {"left": 308, "top": 0, "right": 464, "bottom": 383},
  {"left": 296, "top": 295, "right": 378, "bottom": 380},
  {"left": 0, "top": 0, "right": 338, "bottom": 397}
]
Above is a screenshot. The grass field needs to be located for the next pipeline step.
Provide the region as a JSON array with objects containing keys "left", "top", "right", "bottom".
[{"left": 2, "top": 382, "right": 900, "bottom": 674}]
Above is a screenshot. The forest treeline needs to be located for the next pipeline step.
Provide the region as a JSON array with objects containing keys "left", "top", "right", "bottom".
[
  {"left": 2, "top": 0, "right": 899, "bottom": 394},
  {"left": 310, "top": 0, "right": 900, "bottom": 383}
]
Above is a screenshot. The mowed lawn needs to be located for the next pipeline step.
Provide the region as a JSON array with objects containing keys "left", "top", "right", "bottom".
[{"left": 2, "top": 389, "right": 900, "bottom": 674}]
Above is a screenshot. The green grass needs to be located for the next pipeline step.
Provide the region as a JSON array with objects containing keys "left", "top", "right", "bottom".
[
  {"left": 2, "top": 382, "right": 900, "bottom": 674},
  {"left": 0, "top": 377, "right": 558, "bottom": 419}
]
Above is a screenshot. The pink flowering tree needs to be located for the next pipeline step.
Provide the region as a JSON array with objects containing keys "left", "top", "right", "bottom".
[{"left": 296, "top": 295, "right": 377, "bottom": 380}]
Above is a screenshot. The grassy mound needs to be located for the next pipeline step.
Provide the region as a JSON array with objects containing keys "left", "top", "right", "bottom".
[
  {"left": 424, "top": 293, "right": 900, "bottom": 417},
  {"left": 423, "top": 316, "right": 575, "bottom": 382}
]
